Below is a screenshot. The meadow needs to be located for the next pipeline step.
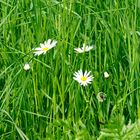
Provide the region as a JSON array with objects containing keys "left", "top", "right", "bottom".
[{"left": 1, "top": 0, "right": 140, "bottom": 139}]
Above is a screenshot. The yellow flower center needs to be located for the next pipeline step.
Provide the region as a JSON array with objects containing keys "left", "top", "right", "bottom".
[
  {"left": 42, "top": 47, "right": 49, "bottom": 51},
  {"left": 81, "top": 76, "right": 87, "bottom": 81}
]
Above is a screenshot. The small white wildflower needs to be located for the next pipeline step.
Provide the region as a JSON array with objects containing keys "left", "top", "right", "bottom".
[
  {"left": 73, "top": 70, "right": 93, "bottom": 86},
  {"left": 33, "top": 39, "right": 57, "bottom": 56},
  {"left": 97, "top": 92, "right": 106, "bottom": 102},
  {"left": 24, "top": 63, "right": 30, "bottom": 71},
  {"left": 104, "top": 71, "right": 109, "bottom": 78},
  {"left": 74, "top": 43, "right": 94, "bottom": 53}
]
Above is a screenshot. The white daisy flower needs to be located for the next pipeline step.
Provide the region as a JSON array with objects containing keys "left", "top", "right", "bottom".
[
  {"left": 33, "top": 39, "right": 57, "bottom": 56},
  {"left": 23, "top": 63, "right": 30, "bottom": 71},
  {"left": 74, "top": 43, "right": 94, "bottom": 53},
  {"left": 73, "top": 70, "right": 93, "bottom": 86},
  {"left": 104, "top": 71, "right": 109, "bottom": 78}
]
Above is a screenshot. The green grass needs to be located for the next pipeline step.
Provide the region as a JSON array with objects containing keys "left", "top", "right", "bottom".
[{"left": 0, "top": 0, "right": 140, "bottom": 139}]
